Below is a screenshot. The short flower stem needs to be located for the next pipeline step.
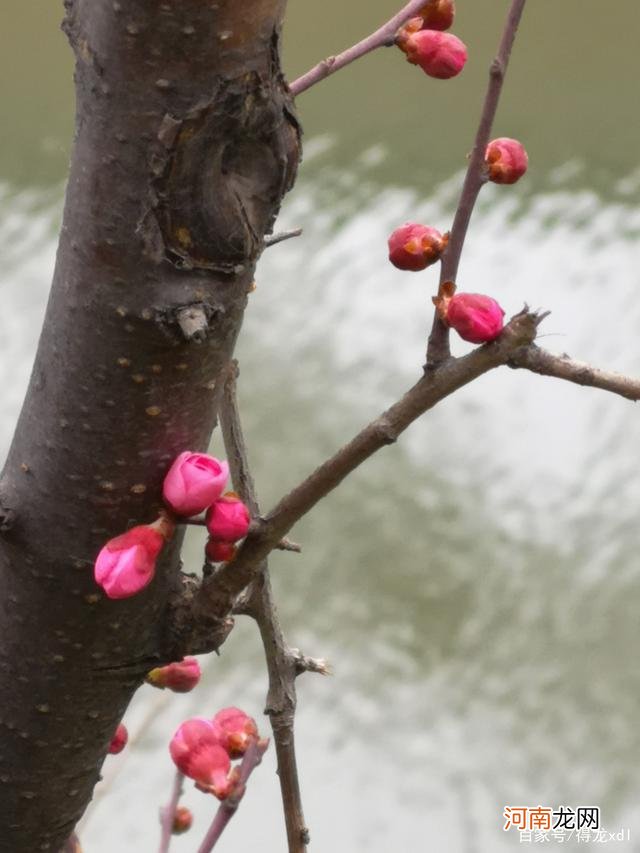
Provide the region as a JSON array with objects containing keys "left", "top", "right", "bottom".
[
  {"left": 158, "top": 770, "right": 184, "bottom": 853},
  {"left": 196, "top": 740, "right": 268, "bottom": 853},
  {"left": 289, "top": 0, "right": 429, "bottom": 96}
]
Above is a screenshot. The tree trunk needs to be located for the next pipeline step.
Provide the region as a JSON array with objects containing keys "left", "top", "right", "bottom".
[{"left": 0, "top": 1, "right": 300, "bottom": 849}]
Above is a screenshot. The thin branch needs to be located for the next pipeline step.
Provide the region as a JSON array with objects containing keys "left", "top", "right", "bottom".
[
  {"left": 218, "top": 362, "right": 310, "bottom": 853},
  {"left": 289, "top": 0, "right": 430, "bottom": 96},
  {"left": 427, "top": 0, "right": 528, "bottom": 365},
  {"left": 510, "top": 345, "right": 640, "bottom": 401},
  {"left": 158, "top": 771, "right": 185, "bottom": 853},
  {"left": 196, "top": 740, "right": 269, "bottom": 853},
  {"left": 199, "top": 309, "right": 542, "bottom": 619}
]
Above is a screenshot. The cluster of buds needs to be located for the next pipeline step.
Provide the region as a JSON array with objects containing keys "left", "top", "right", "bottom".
[
  {"left": 387, "top": 142, "right": 528, "bottom": 344},
  {"left": 92, "top": 451, "right": 250, "bottom": 600},
  {"left": 169, "top": 707, "right": 266, "bottom": 801},
  {"left": 163, "top": 452, "right": 250, "bottom": 565},
  {"left": 396, "top": 1, "right": 467, "bottom": 80}
]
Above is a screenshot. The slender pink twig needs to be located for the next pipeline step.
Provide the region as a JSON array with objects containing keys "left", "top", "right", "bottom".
[
  {"left": 196, "top": 740, "right": 269, "bottom": 853},
  {"left": 289, "top": 0, "right": 429, "bottom": 96},
  {"left": 427, "top": 0, "right": 528, "bottom": 364},
  {"left": 158, "top": 770, "right": 184, "bottom": 853}
]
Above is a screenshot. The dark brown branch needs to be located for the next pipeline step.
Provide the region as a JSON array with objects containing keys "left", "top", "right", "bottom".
[
  {"left": 510, "top": 345, "right": 640, "bottom": 401},
  {"left": 218, "top": 363, "right": 310, "bottom": 853},
  {"left": 289, "top": 0, "right": 429, "bottom": 96},
  {"left": 427, "top": 0, "right": 529, "bottom": 365},
  {"left": 198, "top": 309, "right": 542, "bottom": 621}
]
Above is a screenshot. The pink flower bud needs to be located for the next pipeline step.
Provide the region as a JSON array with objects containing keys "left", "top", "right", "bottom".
[
  {"left": 388, "top": 223, "right": 448, "bottom": 271},
  {"left": 94, "top": 515, "right": 174, "bottom": 600},
  {"left": 211, "top": 707, "right": 258, "bottom": 759},
  {"left": 403, "top": 30, "right": 467, "bottom": 79},
  {"left": 418, "top": 0, "right": 455, "bottom": 30},
  {"left": 205, "top": 538, "right": 238, "bottom": 564},
  {"left": 205, "top": 494, "right": 251, "bottom": 543},
  {"left": 443, "top": 292, "right": 505, "bottom": 343},
  {"left": 169, "top": 718, "right": 232, "bottom": 799},
  {"left": 162, "top": 452, "right": 229, "bottom": 517},
  {"left": 147, "top": 657, "right": 202, "bottom": 693},
  {"left": 108, "top": 723, "right": 128, "bottom": 755},
  {"left": 172, "top": 806, "right": 193, "bottom": 835},
  {"left": 485, "top": 137, "right": 529, "bottom": 185}
]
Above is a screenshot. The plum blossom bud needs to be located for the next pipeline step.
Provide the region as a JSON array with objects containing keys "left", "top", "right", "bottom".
[
  {"left": 205, "top": 538, "right": 237, "bottom": 564},
  {"left": 485, "top": 137, "right": 529, "bottom": 185},
  {"left": 211, "top": 707, "right": 258, "bottom": 759},
  {"left": 94, "top": 515, "right": 174, "bottom": 600},
  {"left": 419, "top": 0, "right": 455, "bottom": 30},
  {"left": 402, "top": 30, "right": 467, "bottom": 79},
  {"left": 169, "top": 718, "right": 232, "bottom": 799},
  {"left": 162, "top": 452, "right": 229, "bottom": 517},
  {"left": 388, "top": 223, "right": 448, "bottom": 271},
  {"left": 443, "top": 292, "right": 505, "bottom": 343},
  {"left": 147, "top": 657, "right": 201, "bottom": 693},
  {"left": 108, "top": 723, "right": 128, "bottom": 755},
  {"left": 205, "top": 494, "right": 251, "bottom": 543},
  {"left": 172, "top": 806, "right": 193, "bottom": 835}
]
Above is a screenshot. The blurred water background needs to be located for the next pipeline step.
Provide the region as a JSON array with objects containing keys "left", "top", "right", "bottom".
[{"left": 2, "top": 1, "right": 640, "bottom": 850}]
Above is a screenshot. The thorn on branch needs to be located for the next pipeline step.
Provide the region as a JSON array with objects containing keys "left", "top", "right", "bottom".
[
  {"left": 264, "top": 228, "right": 303, "bottom": 248},
  {"left": 276, "top": 537, "right": 302, "bottom": 554},
  {"left": 534, "top": 309, "right": 552, "bottom": 326},
  {"left": 293, "top": 650, "right": 332, "bottom": 678}
]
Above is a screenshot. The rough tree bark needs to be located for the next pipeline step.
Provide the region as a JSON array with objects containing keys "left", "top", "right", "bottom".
[{"left": 0, "top": 2, "right": 300, "bottom": 849}]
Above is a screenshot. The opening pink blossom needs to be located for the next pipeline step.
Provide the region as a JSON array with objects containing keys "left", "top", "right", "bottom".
[{"left": 162, "top": 451, "right": 229, "bottom": 517}]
